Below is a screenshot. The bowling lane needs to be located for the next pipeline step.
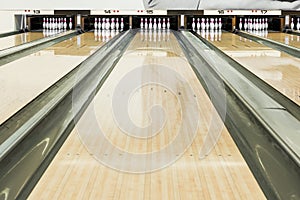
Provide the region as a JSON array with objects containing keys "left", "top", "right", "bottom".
[
  {"left": 0, "top": 32, "right": 45, "bottom": 50},
  {"left": 258, "top": 32, "right": 300, "bottom": 49},
  {"left": 29, "top": 30, "right": 265, "bottom": 200},
  {"left": 207, "top": 32, "right": 300, "bottom": 106},
  {"left": 0, "top": 31, "right": 112, "bottom": 125}
]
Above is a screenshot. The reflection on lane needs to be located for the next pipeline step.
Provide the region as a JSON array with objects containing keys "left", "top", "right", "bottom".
[
  {"left": 204, "top": 32, "right": 300, "bottom": 105},
  {"left": 0, "top": 32, "right": 45, "bottom": 51}
]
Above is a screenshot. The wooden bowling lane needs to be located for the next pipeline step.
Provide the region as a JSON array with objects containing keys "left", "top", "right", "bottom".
[
  {"left": 208, "top": 32, "right": 300, "bottom": 106},
  {"left": 0, "top": 32, "right": 45, "bottom": 51},
  {"left": 0, "top": 32, "right": 109, "bottom": 125},
  {"left": 28, "top": 30, "right": 265, "bottom": 200},
  {"left": 264, "top": 32, "right": 300, "bottom": 49}
]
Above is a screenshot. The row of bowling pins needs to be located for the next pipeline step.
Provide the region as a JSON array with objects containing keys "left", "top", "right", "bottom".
[
  {"left": 192, "top": 18, "right": 222, "bottom": 31},
  {"left": 42, "top": 29, "right": 65, "bottom": 37},
  {"left": 197, "top": 29, "right": 222, "bottom": 42},
  {"left": 140, "top": 18, "right": 170, "bottom": 30},
  {"left": 94, "top": 18, "right": 124, "bottom": 31},
  {"left": 140, "top": 29, "right": 170, "bottom": 42},
  {"left": 94, "top": 29, "right": 119, "bottom": 42},
  {"left": 248, "top": 30, "right": 269, "bottom": 38},
  {"left": 43, "top": 17, "right": 73, "bottom": 30},
  {"left": 290, "top": 18, "right": 300, "bottom": 31},
  {"left": 239, "top": 18, "right": 268, "bottom": 31}
]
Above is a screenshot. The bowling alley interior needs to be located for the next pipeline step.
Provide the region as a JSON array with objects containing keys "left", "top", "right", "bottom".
[{"left": 0, "top": 0, "right": 300, "bottom": 199}]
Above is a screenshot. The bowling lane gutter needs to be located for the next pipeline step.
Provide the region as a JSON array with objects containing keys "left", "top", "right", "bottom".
[
  {"left": 235, "top": 30, "right": 300, "bottom": 59},
  {"left": 174, "top": 30, "right": 300, "bottom": 200},
  {"left": 286, "top": 30, "right": 300, "bottom": 37},
  {"left": 0, "top": 29, "right": 137, "bottom": 200},
  {"left": 0, "top": 30, "right": 80, "bottom": 67},
  {"left": 0, "top": 30, "right": 24, "bottom": 38}
]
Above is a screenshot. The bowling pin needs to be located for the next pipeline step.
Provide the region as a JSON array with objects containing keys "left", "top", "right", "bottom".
[
  {"left": 192, "top": 18, "right": 196, "bottom": 31},
  {"left": 291, "top": 18, "right": 294, "bottom": 30},
  {"left": 297, "top": 18, "right": 300, "bottom": 31},
  {"left": 120, "top": 18, "right": 124, "bottom": 30},
  {"left": 262, "top": 18, "right": 265, "bottom": 30},
  {"left": 214, "top": 18, "right": 218, "bottom": 30},
  {"left": 69, "top": 18, "right": 73, "bottom": 30},
  {"left": 111, "top": 18, "right": 116, "bottom": 30},
  {"left": 98, "top": 18, "right": 101, "bottom": 30},
  {"left": 210, "top": 18, "right": 214, "bottom": 30},
  {"left": 102, "top": 18, "right": 106, "bottom": 30},
  {"left": 218, "top": 18, "right": 222, "bottom": 30},
  {"left": 265, "top": 18, "right": 268, "bottom": 30},
  {"left": 201, "top": 18, "right": 205, "bottom": 30},
  {"left": 239, "top": 18, "right": 243, "bottom": 30},
  {"left": 94, "top": 18, "right": 98, "bottom": 30},
  {"left": 63, "top": 18, "right": 67, "bottom": 30},
  {"left": 167, "top": 18, "right": 170, "bottom": 29},
  {"left": 196, "top": 18, "right": 200, "bottom": 31},
  {"left": 42, "top": 18, "right": 45, "bottom": 30},
  {"left": 105, "top": 18, "right": 110, "bottom": 30},
  {"left": 158, "top": 18, "right": 162, "bottom": 30},
  {"left": 205, "top": 18, "right": 209, "bottom": 30},
  {"left": 149, "top": 18, "right": 153, "bottom": 29},
  {"left": 140, "top": 18, "right": 144, "bottom": 29},
  {"left": 116, "top": 18, "right": 119, "bottom": 30},
  {"left": 259, "top": 18, "right": 262, "bottom": 31},
  {"left": 244, "top": 18, "right": 248, "bottom": 30},
  {"left": 162, "top": 18, "right": 166, "bottom": 29},
  {"left": 153, "top": 18, "right": 157, "bottom": 30},
  {"left": 144, "top": 18, "right": 148, "bottom": 30}
]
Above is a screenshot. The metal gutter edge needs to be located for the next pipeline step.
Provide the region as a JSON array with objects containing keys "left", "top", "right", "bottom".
[{"left": 235, "top": 30, "right": 300, "bottom": 59}]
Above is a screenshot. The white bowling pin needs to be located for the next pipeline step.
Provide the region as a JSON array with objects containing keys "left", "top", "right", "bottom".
[
  {"left": 69, "top": 18, "right": 72, "bottom": 30},
  {"left": 158, "top": 18, "right": 162, "bottom": 30},
  {"left": 144, "top": 18, "right": 148, "bottom": 30},
  {"left": 94, "top": 18, "right": 98, "bottom": 29},
  {"left": 214, "top": 18, "right": 218, "bottom": 30},
  {"left": 205, "top": 18, "right": 209, "bottom": 30},
  {"left": 192, "top": 18, "right": 196, "bottom": 31},
  {"left": 239, "top": 18, "right": 243, "bottom": 30},
  {"left": 55, "top": 18, "right": 58, "bottom": 29},
  {"left": 111, "top": 18, "right": 115, "bottom": 30},
  {"left": 149, "top": 18, "right": 153, "bottom": 29},
  {"left": 265, "top": 18, "right": 268, "bottom": 30},
  {"left": 46, "top": 18, "right": 49, "bottom": 29},
  {"left": 120, "top": 18, "right": 124, "bottom": 30},
  {"left": 153, "top": 18, "right": 157, "bottom": 30},
  {"left": 244, "top": 19, "right": 248, "bottom": 30},
  {"left": 196, "top": 18, "right": 200, "bottom": 31},
  {"left": 42, "top": 18, "right": 46, "bottom": 29},
  {"left": 218, "top": 18, "right": 222, "bottom": 30},
  {"left": 63, "top": 18, "right": 67, "bottom": 30},
  {"left": 116, "top": 18, "right": 119, "bottom": 30},
  {"left": 98, "top": 18, "right": 101, "bottom": 30},
  {"left": 162, "top": 18, "right": 166, "bottom": 29},
  {"left": 262, "top": 18, "right": 265, "bottom": 30},
  {"left": 210, "top": 18, "right": 214, "bottom": 30},
  {"left": 167, "top": 18, "right": 170, "bottom": 29},
  {"left": 259, "top": 18, "right": 262, "bottom": 30},
  {"left": 297, "top": 18, "right": 300, "bottom": 31},
  {"left": 101, "top": 18, "right": 105, "bottom": 30},
  {"left": 291, "top": 18, "right": 294, "bottom": 30},
  {"left": 105, "top": 18, "right": 110, "bottom": 30},
  {"left": 201, "top": 18, "right": 205, "bottom": 30}
]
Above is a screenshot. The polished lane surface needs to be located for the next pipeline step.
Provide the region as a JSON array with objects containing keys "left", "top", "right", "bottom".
[
  {"left": 206, "top": 32, "right": 300, "bottom": 106},
  {"left": 265, "top": 32, "right": 300, "bottom": 48},
  {"left": 29, "top": 30, "right": 265, "bottom": 200},
  {"left": 0, "top": 32, "right": 45, "bottom": 51},
  {"left": 0, "top": 31, "right": 113, "bottom": 125}
]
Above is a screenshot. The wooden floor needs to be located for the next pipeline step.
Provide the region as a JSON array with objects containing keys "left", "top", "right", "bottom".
[
  {"left": 0, "top": 32, "right": 107, "bottom": 124},
  {"left": 29, "top": 30, "right": 266, "bottom": 200},
  {"left": 207, "top": 32, "right": 300, "bottom": 106},
  {"left": 0, "top": 32, "right": 45, "bottom": 50},
  {"left": 264, "top": 32, "right": 300, "bottom": 48}
]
